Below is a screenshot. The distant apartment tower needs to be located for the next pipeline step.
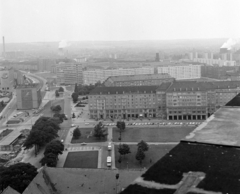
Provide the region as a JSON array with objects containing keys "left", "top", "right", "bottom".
[
  {"left": 56, "top": 62, "right": 83, "bottom": 85},
  {"left": 104, "top": 73, "right": 174, "bottom": 87},
  {"left": 155, "top": 53, "right": 160, "bottom": 62},
  {"left": 38, "top": 58, "right": 56, "bottom": 72},
  {"left": 16, "top": 84, "right": 42, "bottom": 110},
  {"left": 157, "top": 64, "right": 201, "bottom": 80},
  {"left": 83, "top": 67, "right": 155, "bottom": 85}
]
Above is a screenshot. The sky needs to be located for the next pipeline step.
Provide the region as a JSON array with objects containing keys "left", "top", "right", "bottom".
[{"left": 0, "top": 0, "right": 240, "bottom": 43}]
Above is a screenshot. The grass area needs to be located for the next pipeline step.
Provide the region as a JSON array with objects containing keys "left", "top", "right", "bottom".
[
  {"left": 113, "top": 127, "right": 195, "bottom": 142},
  {"left": 0, "top": 129, "right": 13, "bottom": 140},
  {"left": 64, "top": 151, "right": 98, "bottom": 168},
  {"left": 41, "top": 99, "right": 64, "bottom": 117},
  {"left": 71, "top": 128, "right": 107, "bottom": 143},
  {"left": 114, "top": 144, "right": 176, "bottom": 170}
]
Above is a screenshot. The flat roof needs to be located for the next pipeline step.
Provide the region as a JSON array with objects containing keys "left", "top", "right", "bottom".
[
  {"left": 183, "top": 106, "right": 240, "bottom": 147},
  {"left": 0, "top": 130, "right": 21, "bottom": 146}
]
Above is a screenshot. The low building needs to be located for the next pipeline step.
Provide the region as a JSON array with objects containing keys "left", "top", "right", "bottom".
[
  {"left": 16, "top": 84, "right": 42, "bottom": 110},
  {"left": 83, "top": 67, "right": 155, "bottom": 85},
  {"left": 0, "top": 130, "right": 22, "bottom": 151},
  {"left": 103, "top": 73, "right": 174, "bottom": 87}
]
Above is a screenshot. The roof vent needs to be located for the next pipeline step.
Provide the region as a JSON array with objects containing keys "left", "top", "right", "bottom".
[
  {"left": 123, "top": 91, "right": 124, "bottom": 94},
  {"left": 192, "top": 87, "right": 194, "bottom": 91},
  {"left": 174, "top": 88, "right": 176, "bottom": 91},
  {"left": 198, "top": 87, "right": 200, "bottom": 91},
  {"left": 180, "top": 88, "right": 181, "bottom": 91},
  {"left": 228, "top": 85, "right": 230, "bottom": 88}
]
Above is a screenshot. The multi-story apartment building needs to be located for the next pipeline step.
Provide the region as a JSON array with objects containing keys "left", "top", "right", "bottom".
[
  {"left": 83, "top": 67, "right": 155, "bottom": 85},
  {"left": 157, "top": 64, "right": 201, "bottom": 80},
  {"left": 89, "top": 80, "right": 240, "bottom": 120},
  {"left": 103, "top": 73, "right": 174, "bottom": 87},
  {"left": 89, "top": 86, "right": 158, "bottom": 120},
  {"left": 56, "top": 62, "right": 83, "bottom": 85}
]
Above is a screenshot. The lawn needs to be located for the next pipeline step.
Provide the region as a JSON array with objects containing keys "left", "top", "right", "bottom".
[
  {"left": 71, "top": 128, "right": 107, "bottom": 143},
  {"left": 112, "top": 127, "right": 195, "bottom": 142},
  {"left": 64, "top": 151, "right": 98, "bottom": 168},
  {"left": 114, "top": 144, "right": 176, "bottom": 170},
  {"left": 0, "top": 129, "right": 13, "bottom": 140}
]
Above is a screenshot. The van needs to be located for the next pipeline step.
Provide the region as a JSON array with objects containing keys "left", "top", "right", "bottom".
[{"left": 107, "top": 156, "right": 112, "bottom": 167}]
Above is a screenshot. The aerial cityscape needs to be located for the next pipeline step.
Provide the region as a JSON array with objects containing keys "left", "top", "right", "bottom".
[{"left": 0, "top": 0, "right": 240, "bottom": 194}]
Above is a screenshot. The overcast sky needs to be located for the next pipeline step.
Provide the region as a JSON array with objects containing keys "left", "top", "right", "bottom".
[{"left": 0, "top": 0, "right": 240, "bottom": 43}]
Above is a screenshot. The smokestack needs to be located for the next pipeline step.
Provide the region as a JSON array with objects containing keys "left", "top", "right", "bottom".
[{"left": 2, "top": 36, "right": 5, "bottom": 58}]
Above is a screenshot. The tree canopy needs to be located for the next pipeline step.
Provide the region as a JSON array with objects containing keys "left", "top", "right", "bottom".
[
  {"left": 51, "top": 105, "right": 62, "bottom": 112},
  {"left": 0, "top": 163, "right": 37, "bottom": 193},
  {"left": 73, "top": 127, "right": 81, "bottom": 139},
  {"left": 40, "top": 140, "right": 64, "bottom": 167},
  {"left": 53, "top": 113, "right": 67, "bottom": 123},
  {"left": 118, "top": 144, "right": 131, "bottom": 157},
  {"left": 23, "top": 117, "right": 60, "bottom": 155},
  {"left": 55, "top": 90, "right": 60, "bottom": 97},
  {"left": 71, "top": 92, "right": 78, "bottom": 103},
  {"left": 137, "top": 140, "right": 149, "bottom": 152},
  {"left": 116, "top": 121, "right": 126, "bottom": 131},
  {"left": 93, "top": 122, "right": 108, "bottom": 139},
  {"left": 136, "top": 148, "right": 145, "bottom": 164},
  {"left": 58, "top": 87, "right": 64, "bottom": 92}
]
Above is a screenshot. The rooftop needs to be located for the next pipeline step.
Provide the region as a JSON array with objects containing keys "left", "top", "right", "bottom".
[
  {"left": 89, "top": 86, "right": 158, "bottom": 95},
  {"left": 105, "top": 73, "right": 172, "bottom": 83},
  {"left": 0, "top": 130, "right": 21, "bottom": 146},
  {"left": 23, "top": 167, "right": 144, "bottom": 194}
]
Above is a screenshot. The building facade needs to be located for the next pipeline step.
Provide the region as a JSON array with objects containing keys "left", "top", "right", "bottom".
[
  {"left": 83, "top": 67, "right": 155, "bottom": 85},
  {"left": 89, "top": 80, "right": 240, "bottom": 120},
  {"left": 16, "top": 84, "right": 42, "bottom": 110},
  {"left": 103, "top": 73, "right": 174, "bottom": 87},
  {"left": 157, "top": 64, "right": 201, "bottom": 80},
  {"left": 89, "top": 86, "right": 158, "bottom": 120},
  {"left": 56, "top": 62, "right": 83, "bottom": 85}
]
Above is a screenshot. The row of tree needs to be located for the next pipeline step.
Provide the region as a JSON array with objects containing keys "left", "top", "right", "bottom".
[
  {"left": 118, "top": 140, "right": 149, "bottom": 165},
  {"left": 23, "top": 116, "right": 60, "bottom": 155}
]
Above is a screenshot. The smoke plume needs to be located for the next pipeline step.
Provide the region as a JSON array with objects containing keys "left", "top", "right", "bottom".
[{"left": 221, "top": 38, "right": 240, "bottom": 51}]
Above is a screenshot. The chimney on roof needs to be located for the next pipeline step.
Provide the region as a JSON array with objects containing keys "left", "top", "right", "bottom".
[
  {"left": 198, "top": 87, "right": 199, "bottom": 91},
  {"left": 180, "top": 88, "right": 181, "bottom": 91}
]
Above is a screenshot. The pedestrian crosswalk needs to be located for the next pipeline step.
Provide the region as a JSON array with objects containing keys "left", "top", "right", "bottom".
[{"left": 67, "top": 146, "right": 100, "bottom": 151}]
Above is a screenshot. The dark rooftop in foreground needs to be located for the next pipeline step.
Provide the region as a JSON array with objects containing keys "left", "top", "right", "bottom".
[{"left": 225, "top": 92, "right": 240, "bottom": 106}]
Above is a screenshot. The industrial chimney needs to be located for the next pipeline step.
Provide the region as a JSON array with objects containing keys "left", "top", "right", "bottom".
[{"left": 2, "top": 36, "right": 5, "bottom": 58}]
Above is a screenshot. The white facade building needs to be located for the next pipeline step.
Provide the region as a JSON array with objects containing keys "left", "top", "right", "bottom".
[
  {"left": 56, "top": 62, "right": 83, "bottom": 85},
  {"left": 83, "top": 67, "right": 154, "bottom": 85},
  {"left": 157, "top": 65, "right": 201, "bottom": 80}
]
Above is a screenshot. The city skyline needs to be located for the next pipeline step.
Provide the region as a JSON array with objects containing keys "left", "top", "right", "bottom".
[{"left": 1, "top": 0, "right": 240, "bottom": 43}]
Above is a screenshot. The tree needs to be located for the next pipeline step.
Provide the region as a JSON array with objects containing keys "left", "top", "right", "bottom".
[
  {"left": 73, "top": 127, "right": 81, "bottom": 139},
  {"left": 53, "top": 113, "right": 67, "bottom": 122},
  {"left": 136, "top": 148, "right": 145, "bottom": 165},
  {"left": 51, "top": 105, "right": 62, "bottom": 112},
  {"left": 44, "top": 140, "right": 64, "bottom": 157},
  {"left": 74, "top": 83, "right": 78, "bottom": 94},
  {"left": 23, "top": 130, "right": 52, "bottom": 155},
  {"left": 0, "top": 163, "right": 37, "bottom": 193},
  {"left": 23, "top": 117, "right": 60, "bottom": 155},
  {"left": 137, "top": 140, "right": 149, "bottom": 152},
  {"left": 72, "top": 113, "right": 76, "bottom": 118},
  {"left": 55, "top": 90, "right": 60, "bottom": 97},
  {"left": 93, "top": 122, "right": 108, "bottom": 139},
  {"left": 71, "top": 92, "right": 78, "bottom": 103},
  {"left": 116, "top": 121, "right": 126, "bottom": 132},
  {"left": 118, "top": 144, "right": 131, "bottom": 158},
  {"left": 40, "top": 153, "right": 58, "bottom": 167},
  {"left": 58, "top": 87, "right": 64, "bottom": 92}
]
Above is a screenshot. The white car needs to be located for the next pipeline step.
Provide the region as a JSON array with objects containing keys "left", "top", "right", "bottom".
[
  {"left": 85, "top": 123, "right": 89, "bottom": 125},
  {"left": 71, "top": 124, "right": 75, "bottom": 127}
]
